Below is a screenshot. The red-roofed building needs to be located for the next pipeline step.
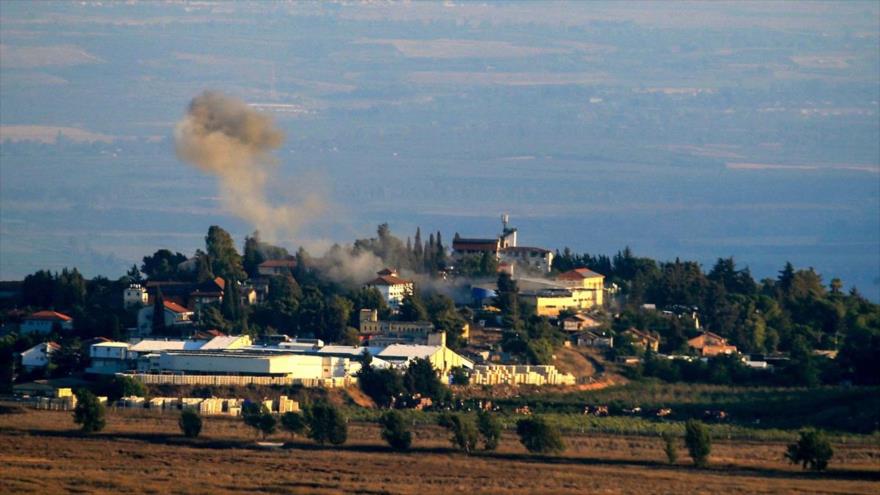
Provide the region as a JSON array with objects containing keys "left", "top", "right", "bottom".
[
  {"left": 258, "top": 258, "right": 297, "bottom": 276},
  {"left": 21, "top": 311, "right": 74, "bottom": 334},
  {"left": 20, "top": 341, "right": 61, "bottom": 370},
  {"left": 136, "top": 300, "right": 195, "bottom": 337},
  {"left": 365, "top": 269, "right": 414, "bottom": 310},
  {"left": 688, "top": 332, "right": 738, "bottom": 357}
]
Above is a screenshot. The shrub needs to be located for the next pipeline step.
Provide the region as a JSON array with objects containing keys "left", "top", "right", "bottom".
[
  {"left": 785, "top": 429, "right": 833, "bottom": 471},
  {"left": 438, "top": 413, "right": 478, "bottom": 454},
  {"left": 307, "top": 402, "right": 348, "bottom": 445},
  {"left": 661, "top": 432, "right": 678, "bottom": 464},
  {"left": 280, "top": 411, "right": 307, "bottom": 438},
  {"left": 73, "top": 389, "right": 106, "bottom": 433},
  {"left": 242, "top": 402, "right": 276, "bottom": 439},
  {"left": 515, "top": 416, "right": 565, "bottom": 454},
  {"left": 380, "top": 410, "right": 412, "bottom": 451},
  {"left": 179, "top": 408, "right": 202, "bottom": 438},
  {"left": 477, "top": 411, "right": 502, "bottom": 451},
  {"left": 684, "top": 419, "right": 711, "bottom": 467},
  {"left": 450, "top": 366, "right": 470, "bottom": 386}
]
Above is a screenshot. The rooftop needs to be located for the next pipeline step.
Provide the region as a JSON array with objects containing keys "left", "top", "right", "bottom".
[
  {"left": 557, "top": 268, "right": 605, "bottom": 280},
  {"left": 25, "top": 310, "right": 73, "bottom": 321}
]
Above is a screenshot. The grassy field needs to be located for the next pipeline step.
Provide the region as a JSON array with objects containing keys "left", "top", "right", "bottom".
[{"left": 1, "top": 406, "right": 878, "bottom": 494}]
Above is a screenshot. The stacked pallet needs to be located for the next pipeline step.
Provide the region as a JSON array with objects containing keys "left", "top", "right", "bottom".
[{"left": 470, "top": 364, "right": 576, "bottom": 386}]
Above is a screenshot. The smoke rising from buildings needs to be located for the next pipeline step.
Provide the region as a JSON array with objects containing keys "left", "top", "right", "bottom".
[{"left": 174, "top": 91, "right": 322, "bottom": 242}]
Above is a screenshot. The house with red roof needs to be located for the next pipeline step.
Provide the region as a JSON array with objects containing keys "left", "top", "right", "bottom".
[
  {"left": 20, "top": 341, "right": 61, "bottom": 370},
  {"left": 364, "top": 269, "right": 414, "bottom": 310},
  {"left": 20, "top": 311, "right": 74, "bottom": 334},
  {"left": 257, "top": 258, "right": 297, "bottom": 276},
  {"left": 136, "top": 300, "right": 195, "bottom": 336}
]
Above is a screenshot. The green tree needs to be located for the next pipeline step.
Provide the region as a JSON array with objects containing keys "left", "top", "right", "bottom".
[
  {"left": 242, "top": 403, "right": 276, "bottom": 439},
  {"left": 380, "top": 410, "right": 413, "bottom": 451},
  {"left": 477, "top": 411, "right": 502, "bottom": 451},
  {"left": 437, "top": 413, "right": 478, "bottom": 454},
  {"left": 399, "top": 290, "right": 429, "bottom": 322},
  {"left": 325, "top": 295, "right": 354, "bottom": 343},
  {"left": 358, "top": 363, "right": 405, "bottom": 408},
  {"left": 403, "top": 358, "right": 448, "bottom": 402},
  {"left": 307, "top": 402, "right": 348, "bottom": 445},
  {"left": 205, "top": 225, "right": 246, "bottom": 282},
  {"left": 280, "top": 411, "right": 307, "bottom": 438},
  {"left": 105, "top": 375, "right": 146, "bottom": 402},
  {"left": 141, "top": 249, "right": 187, "bottom": 281},
  {"left": 450, "top": 366, "right": 470, "bottom": 386},
  {"left": 785, "top": 429, "right": 833, "bottom": 471},
  {"left": 151, "top": 287, "right": 167, "bottom": 335},
  {"left": 51, "top": 339, "right": 88, "bottom": 377},
  {"left": 179, "top": 408, "right": 203, "bottom": 438},
  {"left": 515, "top": 416, "right": 565, "bottom": 454},
  {"left": 495, "top": 273, "right": 520, "bottom": 329},
  {"left": 684, "top": 419, "right": 711, "bottom": 467},
  {"left": 73, "top": 389, "right": 106, "bottom": 433},
  {"left": 221, "top": 279, "right": 242, "bottom": 323},
  {"left": 242, "top": 232, "right": 267, "bottom": 278},
  {"left": 662, "top": 432, "right": 678, "bottom": 464}
]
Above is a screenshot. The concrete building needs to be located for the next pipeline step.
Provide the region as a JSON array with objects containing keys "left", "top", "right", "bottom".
[
  {"left": 622, "top": 328, "right": 661, "bottom": 352},
  {"left": 20, "top": 342, "right": 60, "bottom": 371},
  {"left": 470, "top": 364, "right": 575, "bottom": 386},
  {"left": 123, "top": 284, "right": 149, "bottom": 309},
  {"left": 358, "top": 308, "right": 446, "bottom": 346},
  {"left": 136, "top": 301, "right": 195, "bottom": 336},
  {"left": 555, "top": 268, "right": 605, "bottom": 307},
  {"left": 561, "top": 314, "right": 602, "bottom": 332},
  {"left": 364, "top": 269, "right": 413, "bottom": 310},
  {"left": 377, "top": 341, "right": 473, "bottom": 374},
  {"left": 20, "top": 311, "right": 74, "bottom": 335},
  {"left": 87, "top": 342, "right": 132, "bottom": 374},
  {"left": 154, "top": 351, "right": 360, "bottom": 379},
  {"left": 576, "top": 330, "right": 614, "bottom": 349},
  {"left": 498, "top": 246, "right": 554, "bottom": 273}
]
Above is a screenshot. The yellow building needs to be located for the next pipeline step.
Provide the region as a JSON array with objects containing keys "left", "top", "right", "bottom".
[{"left": 518, "top": 268, "right": 605, "bottom": 317}]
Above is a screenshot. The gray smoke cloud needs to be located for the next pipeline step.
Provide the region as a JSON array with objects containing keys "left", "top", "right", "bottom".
[{"left": 174, "top": 90, "right": 322, "bottom": 241}]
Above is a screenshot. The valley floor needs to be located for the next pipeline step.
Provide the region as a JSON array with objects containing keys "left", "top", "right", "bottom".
[{"left": 1, "top": 407, "right": 878, "bottom": 494}]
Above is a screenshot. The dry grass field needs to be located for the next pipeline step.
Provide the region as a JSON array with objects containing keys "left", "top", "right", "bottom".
[{"left": 1, "top": 406, "right": 878, "bottom": 494}]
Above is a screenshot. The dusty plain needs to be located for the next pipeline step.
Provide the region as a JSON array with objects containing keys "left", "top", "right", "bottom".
[{"left": 0, "top": 406, "right": 878, "bottom": 494}]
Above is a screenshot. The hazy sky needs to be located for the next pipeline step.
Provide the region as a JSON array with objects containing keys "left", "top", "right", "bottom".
[{"left": 1, "top": 1, "right": 878, "bottom": 298}]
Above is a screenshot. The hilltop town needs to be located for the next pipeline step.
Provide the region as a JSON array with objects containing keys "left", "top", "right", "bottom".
[{"left": 2, "top": 216, "right": 877, "bottom": 404}]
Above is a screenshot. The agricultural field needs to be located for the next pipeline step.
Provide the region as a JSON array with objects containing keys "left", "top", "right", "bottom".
[{"left": 1, "top": 405, "right": 878, "bottom": 494}]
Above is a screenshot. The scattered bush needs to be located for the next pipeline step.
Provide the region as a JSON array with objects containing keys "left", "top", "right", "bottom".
[
  {"left": 280, "top": 411, "right": 307, "bottom": 438},
  {"left": 242, "top": 402, "right": 276, "bottom": 439},
  {"left": 477, "top": 411, "right": 502, "bottom": 451},
  {"left": 684, "top": 419, "right": 711, "bottom": 467},
  {"left": 515, "top": 416, "right": 565, "bottom": 454},
  {"left": 380, "top": 410, "right": 412, "bottom": 451},
  {"left": 73, "top": 389, "right": 106, "bottom": 433},
  {"left": 307, "top": 402, "right": 348, "bottom": 446},
  {"left": 785, "top": 429, "right": 833, "bottom": 471},
  {"left": 438, "top": 413, "right": 478, "bottom": 454},
  {"left": 179, "top": 408, "right": 202, "bottom": 438},
  {"left": 661, "top": 432, "right": 678, "bottom": 464}
]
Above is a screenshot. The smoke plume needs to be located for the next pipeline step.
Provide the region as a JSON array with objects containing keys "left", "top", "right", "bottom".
[{"left": 174, "top": 91, "right": 321, "bottom": 241}]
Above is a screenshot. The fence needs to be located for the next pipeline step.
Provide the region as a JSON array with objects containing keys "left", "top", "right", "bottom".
[{"left": 122, "top": 373, "right": 357, "bottom": 389}]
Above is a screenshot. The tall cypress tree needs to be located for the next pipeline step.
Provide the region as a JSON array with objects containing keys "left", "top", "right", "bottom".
[{"left": 152, "top": 287, "right": 167, "bottom": 335}]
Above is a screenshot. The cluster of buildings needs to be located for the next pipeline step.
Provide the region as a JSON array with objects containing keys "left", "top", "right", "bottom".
[
  {"left": 451, "top": 215, "right": 554, "bottom": 274},
  {"left": 82, "top": 332, "right": 475, "bottom": 386}
]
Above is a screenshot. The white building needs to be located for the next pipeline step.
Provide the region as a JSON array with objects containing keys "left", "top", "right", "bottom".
[
  {"left": 136, "top": 301, "right": 194, "bottom": 336},
  {"left": 123, "top": 284, "right": 149, "bottom": 309},
  {"left": 20, "top": 311, "right": 74, "bottom": 335},
  {"left": 87, "top": 335, "right": 252, "bottom": 375},
  {"left": 364, "top": 269, "right": 414, "bottom": 310},
  {"left": 498, "top": 246, "right": 554, "bottom": 273},
  {"left": 20, "top": 342, "right": 60, "bottom": 371},
  {"left": 87, "top": 342, "right": 132, "bottom": 374},
  {"left": 154, "top": 351, "right": 361, "bottom": 379}
]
